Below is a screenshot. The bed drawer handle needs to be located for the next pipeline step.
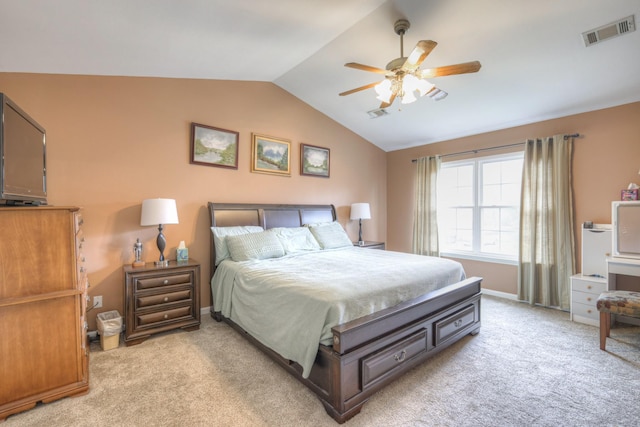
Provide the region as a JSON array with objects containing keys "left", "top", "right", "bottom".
[
  {"left": 454, "top": 319, "right": 463, "bottom": 328},
  {"left": 394, "top": 350, "right": 406, "bottom": 363}
]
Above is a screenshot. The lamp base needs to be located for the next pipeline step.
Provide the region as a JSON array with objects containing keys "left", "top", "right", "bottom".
[{"left": 154, "top": 260, "right": 170, "bottom": 267}]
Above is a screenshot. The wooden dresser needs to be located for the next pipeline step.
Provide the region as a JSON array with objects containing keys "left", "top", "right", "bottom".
[
  {"left": 123, "top": 260, "right": 200, "bottom": 346},
  {"left": 0, "top": 206, "right": 89, "bottom": 421}
]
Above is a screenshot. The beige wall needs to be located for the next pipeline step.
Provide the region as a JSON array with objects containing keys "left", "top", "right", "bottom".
[
  {"left": 0, "top": 73, "right": 387, "bottom": 329},
  {"left": 387, "top": 102, "right": 640, "bottom": 294}
]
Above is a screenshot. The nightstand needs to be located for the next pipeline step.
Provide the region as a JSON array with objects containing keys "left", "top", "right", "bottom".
[
  {"left": 123, "top": 259, "right": 201, "bottom": 346},
  {"left": 353, "top": 241, "right": 385, "bottom": 250}
]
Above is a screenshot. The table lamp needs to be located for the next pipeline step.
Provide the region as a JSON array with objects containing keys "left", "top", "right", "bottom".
[
  {"left": 140, "top": 198, "right": 179, "bottom": 266},
  {"left": 350, "top": 203, "right": 371, "bottom": 246}
]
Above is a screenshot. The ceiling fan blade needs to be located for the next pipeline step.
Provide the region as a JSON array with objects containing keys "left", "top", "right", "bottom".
[
  {"left": 420, "top": 61, "right": 482, "bottom": 78},
  {"left": 379, "top": 93, "right": 397, "bottom": 109},
  {"left": 344, "top": 62, "right": 389, "bottom": 74},
  {"left": 339, "top": 81, "right": 380, "bottom": 97},
  {"left": 402, "top": 40, "right": 438, "bottom": 71}
]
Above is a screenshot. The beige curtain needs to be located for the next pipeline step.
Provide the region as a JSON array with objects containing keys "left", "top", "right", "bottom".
[
  {"left": 413, "top": 155, "right": 441, "bottom": 256},
  {"left": 518, "top": 134, "right": 575, "bottom": 310}
]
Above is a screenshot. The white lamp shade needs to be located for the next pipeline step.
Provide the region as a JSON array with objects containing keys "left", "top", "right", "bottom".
[
  {"left": 140, "top": 198, "right": 179, "bottom": 226},
  {"left": 350, "top": 203, "right": 371, "bottom": 220}
]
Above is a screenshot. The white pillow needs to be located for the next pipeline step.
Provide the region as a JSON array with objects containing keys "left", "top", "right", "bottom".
[
  {"left": 211, "top": 226, "right": 263, "bottom": 265},
  {"left": 226, "top": 231, "right": 285, "bottom": 262},
  {"left": 270, "top": 227, "right": 321, "bottom": 254},
  {"left": 307, "top": 221, "right": 353, "bottom": 249}
]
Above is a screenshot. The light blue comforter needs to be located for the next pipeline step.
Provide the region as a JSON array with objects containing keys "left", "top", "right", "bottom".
[{"left": 211, "top": 247, "right": 465, "bottom": 378}]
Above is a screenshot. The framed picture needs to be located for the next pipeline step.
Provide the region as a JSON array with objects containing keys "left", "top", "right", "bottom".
[
  {"left": 622, "top": 189, "right": 639, "bottom": 201},
  {"left": 251, "top": 133, "right": 291, "bottom": 176},
  {"left": 300, "top": 143, "right": 330, "bottom": 178},
  {"left": 190, "top": 123, "right": 239, "bottom": 169}
]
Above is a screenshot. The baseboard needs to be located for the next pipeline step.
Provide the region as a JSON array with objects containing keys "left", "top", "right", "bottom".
[
  {"left": 201, "top": 306, "right": 212, "bottom": 316},
  {"left": 481, "top": 288, "right": 518, "bottom": 300}
]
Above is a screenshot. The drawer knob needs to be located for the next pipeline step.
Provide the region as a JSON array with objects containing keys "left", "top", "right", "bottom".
[
  {"left": 163, "top": 297, "right": 169, "bottom": 302},
  {"left": 163, "top": 279, "right": 169, "bottom": 285},
  {"left": 394, "top": 350, "right": 406, "bottom": 363},
  {"left": 587, "top": 309, "right": 592, "bottom": 314},
  {"left": 587, "top": 285, "right": 592, "bottom": 289},
  {"left": 164, "top": 314, "right": 168, "bottom": 319},
  {"left": 454, "top": 319, "right": 463, "bottom": 328},
  {"left": 587, "top": 297, "right": 592, "bottom": 302}
]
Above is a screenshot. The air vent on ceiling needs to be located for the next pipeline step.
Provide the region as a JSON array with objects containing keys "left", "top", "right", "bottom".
[
  {"left": 582, "top": 15, "right": 635, "bottom": 47},
  {"left": 367, "top": 108, "right": 389, "bottom": 119}
]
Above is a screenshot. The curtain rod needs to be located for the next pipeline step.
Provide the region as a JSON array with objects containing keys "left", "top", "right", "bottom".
[{"left": 411, "top": 133, "right": 581, "bottom": 162}]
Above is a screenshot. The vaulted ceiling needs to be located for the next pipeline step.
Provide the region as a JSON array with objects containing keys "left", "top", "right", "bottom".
[{"left": 2, "top": 0, "right": 639, "bottom": 151}]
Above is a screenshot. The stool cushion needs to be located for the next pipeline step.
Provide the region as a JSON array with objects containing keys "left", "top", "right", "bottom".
[{"left": 596, "top": 291, "right": 640, "bottom": 317}]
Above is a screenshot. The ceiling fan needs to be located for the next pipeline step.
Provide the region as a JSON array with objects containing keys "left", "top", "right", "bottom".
[{"left": 339, "top": 19, "right": 481, "bottom": 108}]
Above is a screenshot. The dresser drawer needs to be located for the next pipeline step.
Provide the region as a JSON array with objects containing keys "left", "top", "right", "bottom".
[
  {"left": 571, "top": 276, "right": 606, "bottom": 294},
  {"left": 362, "top": 329, "right": 427, "bottom": 388},
  {"left": 137, "top": 305, "right": 193, "bottom": 326},
  {"left": 435, "top": 305, "right": 476, "bottom": 346},
  {"left": 136, "top": 289, "right": 192, "bottom": 309},
  {"left": 572, "top": 290, "right": 599, "bottom": 306},
  {"left": 572, "top": 301, "right": 599, "bottom": 320},
  {"left": 135, "top": 273, "right": 193, "bottom": 291}
]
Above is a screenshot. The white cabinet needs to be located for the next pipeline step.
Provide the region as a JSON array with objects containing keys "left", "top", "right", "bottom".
[
  {"left": 570, "top": 274, "right": 606, "bottom": 327},
  {"left": 570, "top": 225, "right": 611, "bottom": 326}
]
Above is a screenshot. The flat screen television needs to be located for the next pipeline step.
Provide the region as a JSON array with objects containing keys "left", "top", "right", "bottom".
[
  {"left": 612, "top": 200, "right": 640, "bottom": 260},
  {"left": 0, "top": 93, "right": 47, "bottom": 205}
]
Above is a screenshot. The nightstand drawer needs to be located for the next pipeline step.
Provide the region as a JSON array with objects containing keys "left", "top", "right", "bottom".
[
  {"left": 572, "top": 290, "right": 599, "bottom": 306},
  {"left": 572, "top": 301, "right": 599, "bottom": 320},
  {"left": 136, "top": 289, "right": 192, "bottom": 309},
  {"left": 571, "top": 277, "right": 606, "bottom": 294},
  {"left": 135, "top": 273, "right": 193, "bottom": 291},
  {"left": 137, "top": 305, "right": 193, "bottom": 326}
]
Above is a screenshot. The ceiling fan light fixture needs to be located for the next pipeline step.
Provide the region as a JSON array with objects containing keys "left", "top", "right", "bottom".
[
  {"left": 374, "top": 79, "right": 393, "bottom": 103},
  {"left": 416, "top": 78, "right": 435, "bottom": 97}
]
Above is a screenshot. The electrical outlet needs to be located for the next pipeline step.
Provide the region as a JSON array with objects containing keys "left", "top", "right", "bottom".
[{"left": 94, "top": 295, "right": 103, "bottom": 308}]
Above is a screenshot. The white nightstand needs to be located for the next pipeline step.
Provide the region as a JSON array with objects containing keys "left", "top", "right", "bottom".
[{"left": 570, "top": 274, "right": 606, "bottom": 327}]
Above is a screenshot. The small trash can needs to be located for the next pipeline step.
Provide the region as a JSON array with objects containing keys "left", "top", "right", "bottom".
[{"left": 97, "top": 310, "right": 122, "bottom": 351}]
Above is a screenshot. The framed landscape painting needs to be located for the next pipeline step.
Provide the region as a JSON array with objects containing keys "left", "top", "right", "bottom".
[
  {"left": 251, "top": 133, "right": 291, "bottom": 176},
  {"left": 190, "top": 123, "right": 238, "bottom": 169},
  {"left": 300, "top": 143, "right": 330, "bottom": 178}
]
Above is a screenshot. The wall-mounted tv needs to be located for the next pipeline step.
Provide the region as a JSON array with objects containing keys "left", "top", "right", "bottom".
[
  {"left": 612, "top": 200, "right": 640, "bottom": 260},
  {"left": 0, "top": 93, "right": 47, "bottom": 205}
]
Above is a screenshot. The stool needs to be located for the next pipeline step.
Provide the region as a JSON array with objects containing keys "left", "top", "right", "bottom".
[{"left": 596, "top": 290, "right": 640, "bottom": 350}]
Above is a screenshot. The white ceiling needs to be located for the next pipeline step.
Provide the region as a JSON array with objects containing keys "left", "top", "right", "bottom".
[{"left": 2, "top": 0, "right": 639, "bottom": 152}]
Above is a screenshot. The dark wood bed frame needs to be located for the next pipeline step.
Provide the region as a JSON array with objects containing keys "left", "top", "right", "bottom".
[{"left": 208, "top": 202, "right": 482, "bottom": 423}]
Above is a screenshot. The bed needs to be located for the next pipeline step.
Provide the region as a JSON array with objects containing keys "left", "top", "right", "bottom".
[{"left": 208, "top": 202, "right": 482, "bottom": 423}]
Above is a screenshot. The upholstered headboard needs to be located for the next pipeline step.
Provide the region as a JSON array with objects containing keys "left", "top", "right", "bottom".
[{"left": 207, "top": 202, "right": 336, "bottom": 279}]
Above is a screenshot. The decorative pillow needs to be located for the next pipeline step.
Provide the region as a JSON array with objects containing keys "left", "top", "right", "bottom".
[
  {"left": 211, "top": 226, "right": 263, "bottom": 265},
  {"left": 307, "top": 221, "right": 353, "bottom": 249},
  {"left": 226, "top": 230, "right": 285, "bottom": 262},
  {"left": 270, "top": 227, "right": 321, "bottom": 254}
]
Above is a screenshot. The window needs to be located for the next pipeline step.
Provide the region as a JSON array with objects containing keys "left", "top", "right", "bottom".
[{"left": 437, "top": 152, "right": 524, "bottom": 263}]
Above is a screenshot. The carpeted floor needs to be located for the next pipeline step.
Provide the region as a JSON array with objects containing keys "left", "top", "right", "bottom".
[{"left": 5, "top": 295, "right": 640, "bottom": 426}]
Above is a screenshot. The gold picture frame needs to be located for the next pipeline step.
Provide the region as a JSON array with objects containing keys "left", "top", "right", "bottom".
[{"left": 251, "top": 133, "right": 291, "bottom": 176}]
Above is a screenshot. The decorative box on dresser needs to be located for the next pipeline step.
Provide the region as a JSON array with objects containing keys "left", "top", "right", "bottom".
[
  {"left": 0, "top": 206, "right": 89, "bottom": 421},
  {"left": 123, "top": 260, "right": 200, "bottom": 346}
]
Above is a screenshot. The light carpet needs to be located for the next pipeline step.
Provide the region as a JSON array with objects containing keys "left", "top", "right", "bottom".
[{"left": 5, "top": 295, "right": 640, "bottom": 426}]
